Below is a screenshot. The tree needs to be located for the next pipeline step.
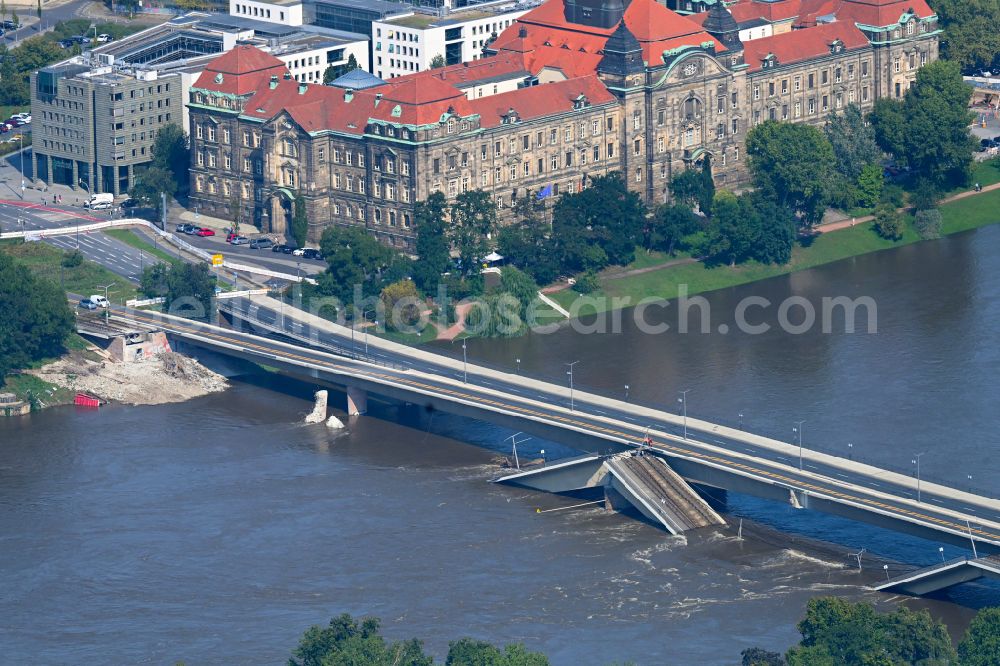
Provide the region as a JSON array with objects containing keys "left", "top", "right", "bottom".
[
  {"left": 647, "top": 202, "right": 699, "bottom": 255},
  {"left": 380, "top": 278, "right": 421, "bottom": 331},
  {"left": 705, "top": 192, "right": 794, "bottom": 266},
  {"left": 873, "top": 203, "right": 904, "bottom": 240},
  {"left": 290, "top": 194, "right": 308, "bottom": 248},
  {"left": 932, "top": 0, "right": 1000, "bottom": 73},
  {"left": 316, "top": 226, "right": 407, "bottom": 307},
  {"left": 699, "top": 155, "right": 715, "bottom": 216},
  {"left": 855, "top": 163, "right": 884, "bottom": 208},
  {"left": 130, "top": 165, "right": 176, "bottom": 217},
  {"left": 497, "top": 192, "right": 560, "bottom": 285},
  {"left": 449, "top": 189, "right": 497, "bottom": 282},
  {"left": 913, "top": 208, "right": 943, "bottom": 239},
  {"left": 0, "top": 253, "right": 74, "bottom": 383},
  {"left": 323, "top": 53, "right": 359, "bottom": 84},
  {"left": 150, "top": 123, "right": 189, "bottom": 198},
  {"left": 871, "top": 60, "right": 977, "bottom": 189},
  {"left": 705, "top": 191, "right": 755, "bottom": 266},
  {"left": 140, "top": 262, "right": 215, "bottom": 318},
  {"left": 412, "top": 191, "right": 450, "bottom": 294},
  {"left": 825, "top": 104, "right": 881, "bottom": 182},
  {"left": 551, "top": 172, "right": 645, "bottom": 272},
  {"left": 289, "top": 614, "right": 432, "bottom": 666},
  {"left": 669, "top": 169, "right": 703, "bottom": 208},
  {"left": 741, "top": 647, "right": 785, "bottom": 666},
  {"left": 958, "top": 607, "right": 1000, "bottom": 666},
  {"left": 429, "top": 54, "right": 446, "bottom": 69},
  {"left": 446, "top": 638, "right": 549, "bottom": 666},
  {"left": 746, "top": 121, "right": 836, "bottom": 226}
]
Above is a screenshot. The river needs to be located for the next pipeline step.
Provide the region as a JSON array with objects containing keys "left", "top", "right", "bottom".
[{"left": 2, "top": 226, "right": 999, "bottom": 664}]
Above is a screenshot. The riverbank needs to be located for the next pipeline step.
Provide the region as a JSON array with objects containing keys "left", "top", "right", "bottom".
[{"left": 548, "top": 175, "right": 1000, "bottom": 315}]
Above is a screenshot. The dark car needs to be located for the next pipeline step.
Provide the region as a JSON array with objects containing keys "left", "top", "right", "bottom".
[
  {"left": 121, "top": 198, "right": 142, "bottom": 210},
  {"left": 2, "top": 20, "right": 19, "bottom": 30},
  {"left": 176, "top": 223, "right": 195, "bottom": 234},
  {"left": 271, "top": 243, "right": 291, "bottom": 253},
  {"left": 183, "top": 225, "right": 201, "bottom": 235},
  {"left": 58, "top": 39, "right": 74, "bottom": 49},
  {"left": 302, "top": 248, "right": 322, "bottom": 260},
  {"left": 250, "top": 237, "right": 273, "bottom": 249}
]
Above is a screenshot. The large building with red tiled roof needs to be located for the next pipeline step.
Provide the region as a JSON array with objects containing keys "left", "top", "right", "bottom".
[{"left": 187, "top": 0, "right": 938, "bottom": 249}]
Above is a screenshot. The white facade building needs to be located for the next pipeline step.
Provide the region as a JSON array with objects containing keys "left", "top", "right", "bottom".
[
  {"left": 229, "top": 0, "right": 309, "bottom": 26},
  {"left": 273, "top": 35, "right": 370, "bottom": 82},
  {"left": 372, "top": 5, "right": 529, "bottom": 80}
]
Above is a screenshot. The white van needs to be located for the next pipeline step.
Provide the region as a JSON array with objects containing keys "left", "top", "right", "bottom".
[
  {"left": 84, "top": 193, "right": 114, "bottom": 208},
  {"left": 89, "top": 294, "right": 110, "bottom": 308}
]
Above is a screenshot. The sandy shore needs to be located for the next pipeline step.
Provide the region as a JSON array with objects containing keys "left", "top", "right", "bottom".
[{"left": 30, "top": 350, "right": 228, "bottom": 405}]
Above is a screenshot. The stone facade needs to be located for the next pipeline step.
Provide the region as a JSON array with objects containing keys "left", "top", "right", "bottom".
[{"left": 187, "top": 0, "right": 939, "bottom": 250}]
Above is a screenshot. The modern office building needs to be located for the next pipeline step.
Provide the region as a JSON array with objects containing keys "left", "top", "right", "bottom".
[
  {"left": 371, "top": 4, "right": 529, "bottom": 79},
  {"left": 30, "top": 12, "right": 369, "bottom": 193},
  {"left": 188, "top": 0, "right": 939, "bottom": 249}
]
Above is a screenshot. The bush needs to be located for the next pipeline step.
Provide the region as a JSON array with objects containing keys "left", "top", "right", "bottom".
[
  {"left": 575, "top": 271, "right": 600, "bottom": 294},
  {"left": 61, "top": 249, "right": 83, "bottom": 268},
  {"left": 880, "top": 183, "right": 906, "bottom": 208},
  {"left": 913, "top": 208, "right": 943, "bottom": 239},
  {"left": 873, "top": 204, "right": 904, "bottom": 240}
]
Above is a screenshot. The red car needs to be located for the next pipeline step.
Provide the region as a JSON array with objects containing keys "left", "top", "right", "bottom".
[{"left": 195, "top": 227, "right": 216, "bottom": 237}]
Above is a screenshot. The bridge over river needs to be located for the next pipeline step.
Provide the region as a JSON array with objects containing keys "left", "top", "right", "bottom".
[{"left": 100, "top": 296, "right": 1000, "bottom": 593}]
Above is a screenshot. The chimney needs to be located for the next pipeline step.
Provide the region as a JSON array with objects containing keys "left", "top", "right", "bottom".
[
  {"left": 298, "top": 82, "right": 308, "bottom": 94},
  {"left": 269, "top": 74, "right": 279, "bottom": 89},
  {"left": 283, "top": 72, "right": 292, "bottom": 80},
  {"left": 374, "top": 92, "right": 382, "bottom": 107}
]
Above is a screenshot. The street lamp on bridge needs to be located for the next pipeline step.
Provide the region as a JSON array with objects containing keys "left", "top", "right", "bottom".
[
  {"left": 506, "top": 432, "right": 531, "bottom": 470},
  {"left": 565, "top": 361, "right": 579, "bottom": 411},
  {"left": 97, "top": 282, "right": 115, "bottom": 326},
  {"left": 678, "top": 389, "right": 691, "bottom": 440},
  {"left": 793, "top": 420, "right": 806, "bottom": 470},
  {"left": 912, "top": 452, "right": 926, "bottom": 503}
]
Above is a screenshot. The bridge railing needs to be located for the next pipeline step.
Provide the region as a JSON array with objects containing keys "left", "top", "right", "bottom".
[{"left": 217, "top": 296, "right": 999, "bottom": 500}]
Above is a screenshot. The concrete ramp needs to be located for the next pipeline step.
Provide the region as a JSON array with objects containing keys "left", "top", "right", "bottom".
[
  {"left": 493, "top": 455, "right": 607, "bottom": 493},
  {"left": 872, "top": 555, "right": 1000, "bottom": 596},
  {"left": 606, "top": 454, "right": 726, "bottom": 534}
]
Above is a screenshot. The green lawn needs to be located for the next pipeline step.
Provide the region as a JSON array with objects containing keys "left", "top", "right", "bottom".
[
  {"left": 551, "top": 186, "right": 1000, "bottom": 314},
  {"left": 1, "top": 372, "right": 74, "bottom": 409},
  {"left": 0, "top": 240, "right": 138, "bottom": 302},
  {"left": 103, "top": 228, "right": 179, "bottom": 265}
]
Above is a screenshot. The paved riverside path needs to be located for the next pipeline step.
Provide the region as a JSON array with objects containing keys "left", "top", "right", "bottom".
[{"left": 217, "top": 294, "right": 1000, "bottom": 549}]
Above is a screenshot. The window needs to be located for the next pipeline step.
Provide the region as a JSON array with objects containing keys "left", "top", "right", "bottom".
[
  {"left": 196, "top": 125, "right": 203, "bottom": 139},
  {"left": 632, "top": 111, "right": 641, "bottom": 130},
  {"left": 862, "top": 60, "right": 869, "bottom": 77},
  {"left": 716, "top": 123, "right": 724, "bottom": 139},
  {"left": 243, "top": 157, "right": 251, "bottom": 172},
  {"left": 565, "top": 151, "right": 573, "bottom": 167},
  {"left": 634, "top": 167, "right": 642, "bottom": 182},
  {"left": 781, "top": 79, "right": 788, "bottom": 94},
  {"left": 731, "top": 91, "right": 738, "bottom": 108},
  {"left": 358, "top": 153, "right": 365, "bottom": 167},
  {"left": 494, "top": 141, "right": 502, "bottom": 157},
  {"left": 731, "top": 118, "right": 739, "bottom": 135},
  {"left": 906, "top": 20, "right": 914, "bottom": 36},
  {"left": 808, "top": 98, "right": 816, "bottom": 114},
  {"left": 495, "top": 166, "right": 502, "bottom": 182},
  {"left": 607, "top": 116, "right": 614, "bottom": 131},
  {"left": 481, "top": 170, "right": 488, "bottom": 187},
  {"left": 607, "top": 142, "right": 614, "bottom": 158},
  {"left": 386, "top": 158, "right": 394, "bottom": 174},
  {"left": 433, "top": 158, "right": 440, "bottom": 174},
  {"left": 522, "top": 135, "right": 530, "bottom": 150},
  {"left": 848, "top": 64, "right": 855, "bottom": 80},
  {"left": 821, "top": 70, "right": 829, "bottom": 84},
  {"left": 753, "top": 85, "right": 760, "bottom": 101},
  {"left": 862, "top": 86, "right": 869, "bottom": 102},
  {"left": 242, "top": 131, "right": 250, "bottom": 146},
  {"left": 794, "top": 102, "right": 801, "bottom": 118},
  {"left": 550, "top": 128, "right": 557, "bottom": 145},
  {"left": 223, "top": 128, "right": 230, "bottom": 143},
  {"left": 717, "top": 96, "right": 725, "bottom": 114},
  {"left": 358, "top": 180, "right": 365, "bottom": 194},
  {"left": 334, "top": 173, "right": 341, "bottom": 188},
  {"left": 633, "top": 139, "right": 641, "bottom": 156},
  {"left": 550, "top": 155, "right": 557, "bottom": 171},
  {"left": 794, "top": 77, "right": 801, "bottom": 92},
  {"left": 224, "top": 154, "right": 231, "bottom": 170},
  {"left": 593, "top": 145, "right": 600, "bottom": 162},
  {"left": 564, "top": 126, "right": 572, "bottom": 141},
  {"left": 523, "top": 161, "right": 530, "bottom": 176},
  {"left": 196, "top": 151, "right": 204, "bottom": 166},
  {"left": 808, "top": 73, "right": 815, "bottom": 88},
  {"left": 781, "top": 104, "right": 788, "bottom": 120},
  {"left": 657, "top": 136, "right": 664, "bottom": 152},
  {"left": 822, "top": 95, "right": 829, "bottom": 112},
  {"left": 768, "top": 82, "right": 775, "bottom": 96},
  {"left": 207, "top": 126, "right": 216, "bottom": 142},
  {"left": 509, "top": 138, "right": 517, "bottom": 153},
  {"left": 835, "top": 68, "right": 842, "bottom": 83},
  {"left": 592, "top": 119, "right": 600, "bottom": 135}
]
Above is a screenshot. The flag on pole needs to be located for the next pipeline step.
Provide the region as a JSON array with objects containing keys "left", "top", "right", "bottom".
[{"left": 537, "top": 184, "right": 553, "bottom": 199}]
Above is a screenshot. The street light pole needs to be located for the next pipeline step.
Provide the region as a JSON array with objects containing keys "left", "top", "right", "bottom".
[
  {"left": 507, "top": 432, "right": 531, "bottom": 470},
  {"left": 462, "top": 339, "right": 468, "bottom": 384},
  {"left": 515, "top": 357, "right": 520, "bottom": 375},
  {"left": 565, "top": 361, "right": 579, "bottom": 411},
  {"left": 678, "top": 389, "right": 691, "bottom": 440},
  {"left": 794, "top": 420, "right": 806, "bottom": 470},
  {"left": 97, "top": 282, "right": 115, "bottom": 325},
  {"left": 17, "top": 133, "right": 25, "bottom": 198},
  {"left": 912, "top": 452, "right": 926, "bottom": 503},
  {"left": 624, "top": 384, "right": 630, "bottom": 401},
  {"left": 363, "top": 308, "right": 376, "bottom": 356}
]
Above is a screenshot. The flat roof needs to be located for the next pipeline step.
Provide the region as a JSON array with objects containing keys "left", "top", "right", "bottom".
[
  {"left": 313, "top": 0, "right": 413, "bottom": 16},
  {"left": 385, "top": 7, "right": 523, "bottom": 29}
]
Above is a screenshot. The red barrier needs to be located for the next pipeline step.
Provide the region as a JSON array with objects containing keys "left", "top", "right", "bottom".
[{"left": 74, "top": 393, "right": 101, "bottom": 408}]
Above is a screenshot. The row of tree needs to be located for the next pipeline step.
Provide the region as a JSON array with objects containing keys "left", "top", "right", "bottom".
[
  {"left": 743, "top": 597, "right": 1000, "bottom": 666},
  {"left": 289, "top": 613, "right": 548, "bottom": 666}
]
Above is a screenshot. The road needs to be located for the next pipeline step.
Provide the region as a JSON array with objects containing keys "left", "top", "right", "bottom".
[{"left": 124, "top": 301, "right": 1000, "bottom": 552}]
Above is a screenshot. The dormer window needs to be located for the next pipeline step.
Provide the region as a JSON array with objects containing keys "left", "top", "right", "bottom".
[
  {"left": 829, "top": 38, "right": 844, "bottom": 54},
  {"left": 573, "top": 94, "right": 589, "bottom": 110},
  {"left": 762, "top": 53, "right": 778, "bottom": 69},
  {"left": 503, "top": 108, "right": 519, "bottom": 124}
]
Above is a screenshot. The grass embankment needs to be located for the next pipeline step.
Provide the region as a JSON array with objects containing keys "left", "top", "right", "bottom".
[
  {"left": 103, "top": 228, "right": 179, "bottom": 265},
  {"left": 1, "top": 334, "right": 97, "bottom": 407},
  {"left": 0, "top": 240, "right": 138, "bottom": 302},
  {"left": 551, "top": 175, "right": 1000, "bottom": 313}
]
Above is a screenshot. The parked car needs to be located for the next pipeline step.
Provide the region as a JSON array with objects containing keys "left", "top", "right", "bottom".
[
  {"left": 302, "top": 248, "right": 322, "bottom": 260},
  {"left": 89, "top": 295, "right": 110, "bottom": 308},
  {"left": 183, "top": 225, "right": 201, "bottom": 235},
  {"left": 120, "top": 198, "right": 140, "bottom": 210},
  {"left": 96, "top": 33, "right": 113, "bottom": 43},
  {"left": 175, "top": 222, "right": 188, "bottom": 233},
  {"left": 2, "top": 20, "right": 19, "bottom": 30},
  {"left": 90, "top": 201, "right": 112, "bottom": 211},
  {"left": 195, "top": 227, "right": 215, "bottom": 237},
  {"left": 0, "top": 124, "right": 10, "bottom": 134},
  {"left": 79, "top": 298, "right": 98, "bottom": 310},
  {"left": 231, "top": 236, "right": 250, "bottom": 245},
  {"left": 271, "top": 243, "right": 291, "bottom": 253},
  {"left": 58, "top": 39, "right": 74, "bottom": 49},
  {"left": 250, "top": 237, "right": 273, "bottom": 249},
  {"left": 291, "top": 247, "right": 307, "bottom": 256},
  {"left": 280, "top": 245, "right": 295, "bottom": 254}
]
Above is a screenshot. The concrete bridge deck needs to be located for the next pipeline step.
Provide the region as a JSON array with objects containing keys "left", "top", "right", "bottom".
[
  {"left": 872, "top": 555, "right": 1000, "bottom": 596},
  {"left": 110, "top": 301, "right": 1000, "bottom": 563}
]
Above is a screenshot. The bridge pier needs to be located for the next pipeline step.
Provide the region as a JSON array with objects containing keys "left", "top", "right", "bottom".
[{"left": 347, "top": 387, "right": 368, "bottom": 416}]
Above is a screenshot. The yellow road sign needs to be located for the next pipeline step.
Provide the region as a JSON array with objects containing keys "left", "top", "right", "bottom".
[{"left": 212, "top": 253, "right": 224, "bottom": 266}]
